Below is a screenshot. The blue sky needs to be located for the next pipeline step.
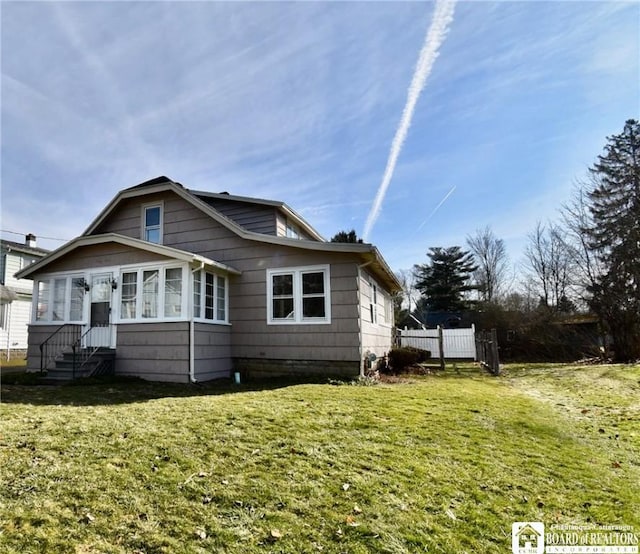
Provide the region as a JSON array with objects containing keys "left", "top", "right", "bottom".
[{"left": 1, "top": 1, "right": 638, "bottom": 275}]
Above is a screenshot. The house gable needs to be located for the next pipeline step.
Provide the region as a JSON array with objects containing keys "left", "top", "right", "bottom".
[{"left": 80, "top": 177, "right": 400, "bottom": 292}]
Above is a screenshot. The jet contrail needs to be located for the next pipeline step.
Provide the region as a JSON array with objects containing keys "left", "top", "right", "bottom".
[
  {"left": 362, "top": 0, "right": 457, "bottom": 242},
  {"left": 417, "top": 185, "right": 456, "bottom": 230}
]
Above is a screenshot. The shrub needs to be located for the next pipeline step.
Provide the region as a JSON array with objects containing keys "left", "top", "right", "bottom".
[
  {"left": 404, "top": 346, "right": 431, "bottom": 363},
  {"left": 387, "top": 347, "right": 427, "bottom": 374}
]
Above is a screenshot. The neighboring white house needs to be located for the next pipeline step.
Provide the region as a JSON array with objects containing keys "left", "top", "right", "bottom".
[{"left": 0, "top": 235, "right": 49, "bottom": 359}]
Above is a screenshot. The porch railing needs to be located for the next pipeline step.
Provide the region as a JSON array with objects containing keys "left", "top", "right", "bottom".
[
  {"left": 40, "top": 324, "right": 82, "bottom": 373},
  {"left": 71, "top": 325, "right": 115, "bottom": 379}
]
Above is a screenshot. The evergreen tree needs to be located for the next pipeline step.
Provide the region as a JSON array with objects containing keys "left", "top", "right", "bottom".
[
  {"left": 414, "top": 246, "right": 477, "bottom": 312},
  {"left": 330, "top": 229, "right": 363, "bottom": 243},
  {"left": 585, "top": 119, "right": 640, "bottom": 361}
]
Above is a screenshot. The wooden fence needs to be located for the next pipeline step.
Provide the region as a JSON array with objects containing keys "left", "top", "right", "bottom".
[
  {"left": 398, "top": 325, "right": 477, "bottom": 359},
  {"left": 475, "top": 328, "right": 500, "bottom": 375}
]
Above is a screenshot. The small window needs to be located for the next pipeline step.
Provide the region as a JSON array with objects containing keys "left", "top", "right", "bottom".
[
  {"left": 0, "top": 305, "right": 8, "bottom": 329},
  {"left": 267, "top": 266, "right": 330, "bottom": 324},
  {"left": 143, "top": 204, "right": 163, "bottom": 244},
  {"left": 285, "top": 223, "right": 299, "bottom": 239},
  {"left": 369, "top": 282, "right": 378, "bottom": 324}
]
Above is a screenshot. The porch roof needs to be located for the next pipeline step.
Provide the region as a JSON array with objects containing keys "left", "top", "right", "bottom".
[{"left": 14, "top": 233, "right": 242, "bottom": 280}]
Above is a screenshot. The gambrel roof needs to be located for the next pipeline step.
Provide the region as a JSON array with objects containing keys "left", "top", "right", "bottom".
[{"left": 18, "top": 176, "right": 401, "bottom": 292}]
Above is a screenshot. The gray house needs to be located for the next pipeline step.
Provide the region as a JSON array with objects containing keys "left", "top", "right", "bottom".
[{"left": 16, "top": 177, "right": 400, "bottom": 382}]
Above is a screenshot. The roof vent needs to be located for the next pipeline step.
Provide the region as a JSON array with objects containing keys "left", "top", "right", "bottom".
[
  {"left": 220, "top": 191, "right": 230, "bottom": 195},
  {"left": 25, "top": 233, "right": 37, "bottom": 248}
]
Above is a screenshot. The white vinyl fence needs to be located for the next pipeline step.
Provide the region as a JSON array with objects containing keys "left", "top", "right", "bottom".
[{"left": 398, "top": 325, "right": 476, "bottom": 359}]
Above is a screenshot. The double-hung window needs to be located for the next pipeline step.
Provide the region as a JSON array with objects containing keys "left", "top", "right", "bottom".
[
  {"left": 370, "top": 282, "right": 378, "bottom": 324},
  {"left": 143, "top": 204, "right": 163, "bottom": 244},
  {"left": 193, "top": 270, "right": 227, "bottom": 323},
  {"left": 267, "top": 265, "right": 330, "bottom": 324}
]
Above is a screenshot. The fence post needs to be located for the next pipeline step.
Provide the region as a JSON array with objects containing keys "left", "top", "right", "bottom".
[
  {"left": 437, "top": 325, "right": 445, "bottom": 370},
  {"left": 490, "top": 328, "right": 500, "bottom": 375}
]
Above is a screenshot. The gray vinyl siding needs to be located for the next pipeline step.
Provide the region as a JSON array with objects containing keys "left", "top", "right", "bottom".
[
  {"left": 40, "top": 243, "right": 172, "bottom": 273},
  {"left": 116, "top": 322, "right": 190, "bottom": 382},
  {"left": 360, "top": 270, "right": 394, "bottom": 360},
  {"left": 194, "top": 323, "right": 232, "bottom": 381},
  {"left": 197, "top": 197, "right": 277, "bottom": 235},
  {"left": 227, "top": 254, "right": 361, "bottom": 363}
]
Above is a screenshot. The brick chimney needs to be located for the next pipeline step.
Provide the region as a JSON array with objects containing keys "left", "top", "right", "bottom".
[{"left": 25, "top": 233, "right": 37, "bottom": 248}]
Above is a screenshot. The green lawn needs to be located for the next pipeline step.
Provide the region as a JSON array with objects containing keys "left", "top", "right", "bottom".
[{"left": 1, "top": 364, "right": 638, "bottom": 553}]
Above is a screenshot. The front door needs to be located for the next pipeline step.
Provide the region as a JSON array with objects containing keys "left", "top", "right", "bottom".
[{"left": 86, "top": 273, "right": 115, "bottom": 348}]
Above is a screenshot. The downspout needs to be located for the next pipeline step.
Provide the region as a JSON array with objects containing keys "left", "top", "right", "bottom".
[{"left": 189, "top": 262, "right": 205, "bottom": 383}]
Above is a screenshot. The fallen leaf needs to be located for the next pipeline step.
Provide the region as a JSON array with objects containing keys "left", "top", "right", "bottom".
[
  {"left": 353, "top": 504, "right": 362, "bottom": 514},
  {"left": 612, "top": 461, "right": 621, "bottom": 468},
  {"left": 270, "top": 528, "right": 283, "bottom": 539},
  {"left": 342, "top": 483, "right": 350, "bottom": 491},
  {"left": 445, "top": 509, "right": 456, "bottom": 520},
  {"left": 346, "top": 515, "right": 360, "bottom": 527}
]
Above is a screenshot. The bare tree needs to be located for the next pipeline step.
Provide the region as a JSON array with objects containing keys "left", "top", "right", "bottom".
[
  {"left": 523, "top": 221, "right": 574, "bottom": 312},
  {"left": 561, "top": 184, "right": 605, "bottom": 310},
  {"left": 466, "top": 226, "right": 509, "bottom": 303}
]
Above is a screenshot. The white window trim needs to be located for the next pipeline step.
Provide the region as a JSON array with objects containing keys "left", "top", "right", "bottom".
[
  {"left": 141, "top": 201, "right": 164, "bottom": 244},
  {"left": 31, "top": 262, "right": 192, "bottom": 325},
  {"left": 192, "top": 269, "right": 229, "bottom": 325},
  {"left": 32, "top": 273, "right": 88, "bottom": 324},
  {"left": 116, "top": 263, "right": 188, "bottom": 323},
  {"left": 267, "top": 264, "right": 331, "bottom": 325}
]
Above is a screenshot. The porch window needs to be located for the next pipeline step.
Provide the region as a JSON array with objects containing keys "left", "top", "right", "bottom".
[
  {"left": 164, "top": 268, "right": 182, "bottom": 317},
  {"left": 193, "top": 271, "right": 202, "bottom": 318},
  {"left": 70, "top": 278, "right": 86, "bottom": 321},
  {"left": 34, "top": 276, "right": 85, "bottom": 323},
  {"left": 193, "top": 270, "right": 227, "bottom": 323},
  {"left": 118, "top": 265, "right": 185, "bottom": 321},
  {"left": 142, "top": 270, "right": 159, "bottom": 318},
  {"left": 267, "top": 265, "right": 330, "bottom": 324},
  {"left": 143, "top": 204, "right": 163, "bottom": 244},
  {"left": 52, "top": 278, "right": 66, "bottom": 321},
  {"left": 36, "top": 281, "right": 51, "bottom": 321},
  {"left": 120, "top": 272, "right": 137, "bottom": 320}
]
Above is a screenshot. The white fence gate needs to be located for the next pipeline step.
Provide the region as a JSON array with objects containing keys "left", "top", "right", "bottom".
[{"left": 398, "top": 325, "right": 476, "bottom": 359}]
